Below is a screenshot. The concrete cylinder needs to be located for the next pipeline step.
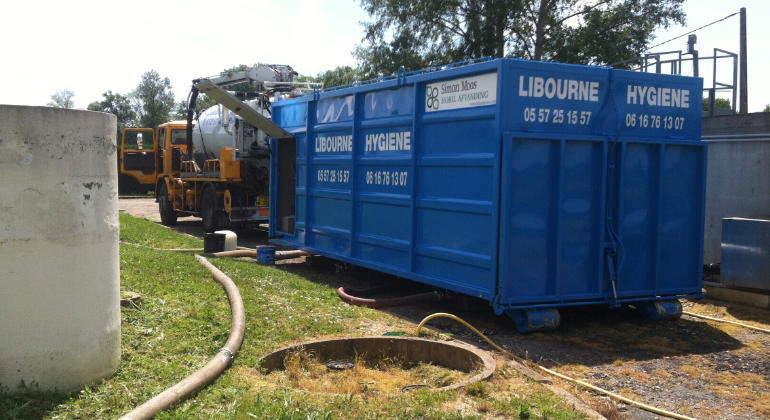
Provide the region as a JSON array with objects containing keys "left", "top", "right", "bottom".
[{"left": 0, "top": 106, "right": 120, "bottom": 392}]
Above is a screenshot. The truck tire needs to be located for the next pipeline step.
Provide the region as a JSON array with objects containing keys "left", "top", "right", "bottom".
[
  {"left": 200, "top": 186, "right": 219, "bottom": 233},
  {"left": 158, "top": 182, "right": 178, "bottom": 226}
]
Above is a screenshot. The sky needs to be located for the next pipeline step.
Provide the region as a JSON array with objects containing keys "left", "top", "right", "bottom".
[{"left": 1, "top": 0, "right": 768, "bottom": 112}]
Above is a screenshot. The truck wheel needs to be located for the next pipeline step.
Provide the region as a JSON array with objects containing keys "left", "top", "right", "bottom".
[
  {"left": 200, "top": 187, "right": 219, "bottom": 233},
  {"left": 158, "top": 183, "right": 178, "bottom": 226}
]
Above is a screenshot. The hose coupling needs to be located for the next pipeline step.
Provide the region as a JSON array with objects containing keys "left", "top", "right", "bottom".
[{"left": 219, "top": 347, "right": 235, "bottom": 362}]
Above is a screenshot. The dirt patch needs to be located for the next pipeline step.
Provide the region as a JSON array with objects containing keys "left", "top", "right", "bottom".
[{"left": 323, "top": 273, "right": 770, "bottom": 420}]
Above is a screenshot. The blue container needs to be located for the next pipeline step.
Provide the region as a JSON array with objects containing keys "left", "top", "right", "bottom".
[
  {"left": 269, "top": 59, "right": 706, "bottom": 330},
  {"left": 721, "top": 218, "right": 770, "bottom": 292},
  {"left": 257, "top": 246, "right": 276, "bottom": 265}
]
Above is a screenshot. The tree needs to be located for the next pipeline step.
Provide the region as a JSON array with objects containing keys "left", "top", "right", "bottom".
[
  {"left": 132, "top": 70, "right": 176, "bottom": 129},
  {"left": 355, "top": 0, "right": 686, "bottom": 77},
  {"left": 319, "top": 66, "right": 361, "bottom": 88},
  {"left": 764, "top": 104, "right": 770, "bottom": 112},
  {"left": 703, "top": 97, "right": 732, "bottom": 112},
  {"left": 172, "top": 99, "right": 189, "bottom": 121},
  {"left": 87, "top": 91, "right": 136, "bottom": 136},
  {"left": 48, "top": 89, "right": 75, "bottom": 108}
]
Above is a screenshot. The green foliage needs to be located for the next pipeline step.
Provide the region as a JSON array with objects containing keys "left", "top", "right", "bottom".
[
  {"left": 763, "top": 104, "right": 770, "bottom": 112},
  {"left": 356, "top": 0, "right": 686, "bottom": 77},
  {"left": 47, "top": 89, "right": 75, "bottom": 108},
  {"left": 319, "top": 66, "right": 361, "bottom": 88},
  {"left": 132, "top": 70, "right": 176, "bottom": 129},
  {"left": 295, "top": 74, "right": 321, "bottom": 84},
  {"left": 87, "top": 90, "right": 137, "bottom": 136},
  {"left": 551, "top": 0, "right": 686, "bottom": 67},
  {"left": 703, "top": 97, "right": 732, "bottom": 112},
  {"left": 171, "top": 99, "right": 188, "bottom": 121}
]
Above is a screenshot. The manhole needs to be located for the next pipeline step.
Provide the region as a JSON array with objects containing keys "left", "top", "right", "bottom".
[{"left": 258, "top": 336, "right": 496, "bottom": 394}]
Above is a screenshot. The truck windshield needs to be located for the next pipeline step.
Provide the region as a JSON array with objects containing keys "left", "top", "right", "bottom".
[{"left": 170, "top": 129, "right": 187, "bottom": 145}]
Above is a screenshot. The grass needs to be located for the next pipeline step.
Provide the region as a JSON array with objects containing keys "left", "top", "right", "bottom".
[
  {"left": 249, "top": 349, "right": 473, "bottom": 395},
  {"left": 0, "top": 213, "right": 584, "bottom": 419}
]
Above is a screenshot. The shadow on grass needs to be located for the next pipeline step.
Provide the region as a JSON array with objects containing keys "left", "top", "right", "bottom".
[
  {"left": 271, "top": 258, "right": 744, "bottom": 369},
  {"left": 151, "top": 219, "right": 281, "bottom": 250},
  {"left": 0, "top": 388, "right": 74, "bottom": 419}
]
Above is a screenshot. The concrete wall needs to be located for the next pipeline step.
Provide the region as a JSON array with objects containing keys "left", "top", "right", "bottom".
[
  {"left": 702, "top": 112, "right": 770, "bottom": 264},
  {"left": 703, "top": 112, "right": 770, "bottom": 135},
  {"left": 0, "top": 106, "right": 120, "bottom": 392}
]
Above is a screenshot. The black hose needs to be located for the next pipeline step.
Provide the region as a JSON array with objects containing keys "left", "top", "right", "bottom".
[
  {"left": 336, "top": 286, "right": 443, "bottom": 309},
  {"left": 185, "top": 86, "right": 199, "bottom": 161}
]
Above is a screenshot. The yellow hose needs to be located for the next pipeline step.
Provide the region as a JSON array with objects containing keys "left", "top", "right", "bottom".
[
  {"left": 682, "top": 310, "right": 770, "bottom": 333},
  {"left": 415, "top": 312, "right": 695, "bottom": 420}
]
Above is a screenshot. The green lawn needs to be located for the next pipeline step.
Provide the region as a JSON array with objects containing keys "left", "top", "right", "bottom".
[{"left": 1, "top": 213, "right": 584, "bottom": 419}]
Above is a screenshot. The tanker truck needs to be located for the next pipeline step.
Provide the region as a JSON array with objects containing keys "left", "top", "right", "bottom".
[{"left": 120, "top": 64, "right": 309, "bottom": 232}]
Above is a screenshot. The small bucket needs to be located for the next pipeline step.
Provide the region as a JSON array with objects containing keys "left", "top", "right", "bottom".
[
  {"left": 257, "top": 246, "right": 276, "bottom": 265},
  {"left": 204, "top": 233, "right": 226, "bottom": 253}
]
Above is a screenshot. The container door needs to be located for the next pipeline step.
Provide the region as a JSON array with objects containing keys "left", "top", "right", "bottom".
[
  {"left": 497, "top": 132, "right": 706, "bottom": 309},
  {"left": 498, "top": 133, "right": 608, "bottom": 307},
  {"left": 611, "top": 140, "right": 706, "bottom": 297},
  {"left": 120, "top": 128, "right": 156, "bottom": 185}
]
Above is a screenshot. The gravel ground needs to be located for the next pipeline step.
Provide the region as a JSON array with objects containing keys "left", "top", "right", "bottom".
[{"left": 120, "top": 197, "right": 770, "bottom": 419}]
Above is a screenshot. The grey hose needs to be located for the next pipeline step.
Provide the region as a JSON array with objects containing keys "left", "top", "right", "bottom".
[
  {"left": 211, "top": 249, "right": 311, "bottom": 260},
  {"left": 118, "top": 255, "right": 246, "bottom": 419}
]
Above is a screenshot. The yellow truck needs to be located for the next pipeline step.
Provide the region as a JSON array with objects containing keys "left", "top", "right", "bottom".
[{"left": 119, "top": 64, "right": 305, "bottom": 232}]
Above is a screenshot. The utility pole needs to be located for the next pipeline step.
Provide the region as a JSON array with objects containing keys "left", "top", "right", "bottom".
[{"left": 739, "top": 7, "right": 748, "bottom": 114}]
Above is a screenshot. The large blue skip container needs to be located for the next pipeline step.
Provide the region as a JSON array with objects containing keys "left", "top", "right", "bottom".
[{"left": 269, "top": 58, "right": 706, "bottom": 331}]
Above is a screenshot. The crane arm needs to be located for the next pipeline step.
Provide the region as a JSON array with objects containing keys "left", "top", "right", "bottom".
[{"left": 194, "top": 79, "right": 293, "bottom": 140}]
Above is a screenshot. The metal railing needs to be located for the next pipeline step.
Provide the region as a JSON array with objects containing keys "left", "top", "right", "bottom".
[{"left": 612, "top": 48, "right": 738, "bottom": 116}]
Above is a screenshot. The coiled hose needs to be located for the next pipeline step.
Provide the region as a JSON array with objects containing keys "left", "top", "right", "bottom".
[
  {"left": 415, "top": 313, "right": 696, "bottom": 420},
  {"left": 118, "top": 255, "right": 246, "bottom": 420}
]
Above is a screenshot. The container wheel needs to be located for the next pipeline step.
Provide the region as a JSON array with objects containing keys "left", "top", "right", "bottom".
[
  {"left": 505, "top": 308, "right": 561, "bottom": 333},
  {"left": 200, "top": 186, "right": 219, "bottom": 233},
  {"left": 636, "top": 300, "right": 682, "bottom": 321},
  {"left": 158, "top": 182, "right": 177, "bottom": 226}
]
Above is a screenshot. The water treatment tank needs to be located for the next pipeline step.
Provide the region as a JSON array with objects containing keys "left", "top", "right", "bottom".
[{"left": 0, "top": 106, "right": 121, "bottom": 392}]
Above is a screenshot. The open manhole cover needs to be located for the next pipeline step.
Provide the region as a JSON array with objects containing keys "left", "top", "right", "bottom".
[{"left": 258, "top": 336, "right": 496, "bottom": 395}]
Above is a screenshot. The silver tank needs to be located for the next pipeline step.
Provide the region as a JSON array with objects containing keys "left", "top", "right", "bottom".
[{"left": 191, "top": 101, "right": 270, "bottom": 163}]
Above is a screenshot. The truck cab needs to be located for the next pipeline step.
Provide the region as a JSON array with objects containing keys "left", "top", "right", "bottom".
[{"left": 120, "top": 121, "right": 189, "bottom": 187}]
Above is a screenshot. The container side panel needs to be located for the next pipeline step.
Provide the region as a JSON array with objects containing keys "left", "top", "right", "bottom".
[
  {"left": 617, "top": 142, "right": 660, "bottom": 294},
  {"left": 355, "top": 115, "right": 413, "bottom": 270},
  {"left": 276, "top": 101, "right": 308, "bottom": 129},
  {"left": 295, "top": 134, "right": 308, "bottom": 242},
  {"left": 559, "top": 140, "right": 604, "bottom": 295},
  {"left": 307, "top": 120, "right": 353, "bottom": 253},
  {"left": 499, "top": 135, "right": 605, "bottom": 304},
  {"left": 612, "top": 70, "right": 703, "bottom": 141},
  {"left": 500, "top": 137, "right": 558, "bottom": 298},
  {"left": 657, "top": 144, "right": 703, "bottom": 293},
  {"left": 364, "top": 87, "right": 414, "bottom": 119},
  {"left": 414, "top": 115, "right": 500, "bottom": 298},
  {"left": 500, "top": 60, "right": 613, "bottom": 136},
  {"left": 317, "top": 95, "right": 354, "bottom": 123}
]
